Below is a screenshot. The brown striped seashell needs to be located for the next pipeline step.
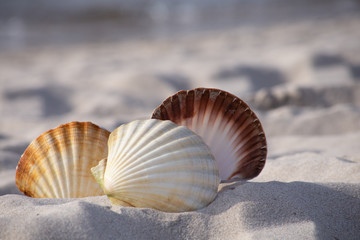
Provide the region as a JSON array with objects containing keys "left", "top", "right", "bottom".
[
  {"left": 151, "top": 88, "right": 267, "bottom": 181},
  {"left": 15, "top": 121, "right": 110, "bottom": 198}
]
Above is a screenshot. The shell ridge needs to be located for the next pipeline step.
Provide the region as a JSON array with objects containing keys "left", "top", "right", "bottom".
[
  {"left": 230, "top": 126, "right": 259, "bottom": 155},
  {"left": 233, "top": 121, "right": 262, "bottom": 152},
  {"left": 82, "top": 123, "right": 103, "bottom": 197},
  {"left": 159, "top": 103, "right": 170, "bottom": 120},
  {"left": 79, "top": 122, "right": 109, "bottom": 196},
  {"left": 192, "top": 89, "right": 202, "bottom": 133},
  {"left": 77, "top": 123, "right": 89, "bottom": 198},
  {"left": 38, "top": 133, "right": 63, "bottom": 198},
  {"left": 201, "top": 92, "right": 226, "bottom": 146},
  {"left": 69, "top": 123, "right": 80, "bottom": 198},
  {"left": 234, "top": 133, "right": 266, "bottom": 158},
  {"left": 82, "top": 125, "right": 93, "bottom": 195},
  {"left": 184, "top": 90, "right": 195, "bottom": 126},
  {"left": 232, "top": 144, "right": 267, "bottom": 179},
  {"left": 151, "top": 88, "right": 267, "bottom": 180},
  {"left": 16, "top": 142, "right": 42, "bottom": 197},
  {"left": 109, "top": 134, "right": 211, "bottom": 184},
  {"left": 101, "top": 119, "right": 219, "bottom": 212},
  {"left": 66, "top": 123, "right": 79, "bottom": 198},
  {"left": 34, "top": 138, "right": 60, "bottom": 198},
  {"left": 86, "top": 125, "right": 109, "bottom": 195},
  {"left": 196, "top": 89, "right": 210, "bottom": 137},
  {"left": 230, "top": 109, "right": 252, "bottom": 136},
  {"left": 232, "top": 150, "right": 265, "bottom": 178},
  {"left": 230, "top": 154, "right": 266, "bottom": 179},
  {"left": 107, "top": 120, "right": 169, "bottom": 177},
  {"left": 16, "top": 146, "right": 51, "bottom": 198},
  {"left": 212, "top": 102, "right": 250, "bottom": 179},
  {"left": 111, "top": 121, "right": 140, "bottom": 166},
  {"left": 170, "top": 94, "right": 181, "bottom": 121},
  {"left": 109, "top": 127, "right": 196, "bottom": 181},
  {"left": 47, "top": 129, "right": 68, "bottom": 198},
  {"left": 108, "top": 120, "right": 161, "bottom": 170},
  {"left": 106, "top": 122, "right": 138, "bottom": 178},
  {"left": 110, "top": 147, "right": 215, "bottom": 185},
  {"left": 112, "top": 170, "right": 217, "bottom": 192},
  {"left": 16, "top": 121, "right": 109, "bottom": 198},
  {"left": 227, "top": 112, "right": 257, "bottom": 149},
  {"left": 225, "top": 124, "right": 263, "bottom": 175},
  {"left": 107, "top": 125, "right": 127, "bottom": 175}
]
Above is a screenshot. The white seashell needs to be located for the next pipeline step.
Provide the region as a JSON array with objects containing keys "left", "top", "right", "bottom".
[
  {"left": 16, "top": 121, "right": 110, "bottom": 198},
  {"left": 152, "top": 88, "right": 267, "bottom": 181},
  {"left": 91, "top": 119, "right": 220, "bottom": 212}
]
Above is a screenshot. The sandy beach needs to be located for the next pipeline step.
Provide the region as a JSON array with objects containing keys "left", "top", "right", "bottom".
[{"left": 1, "top": 2, "right": 360, "bottom": 239}]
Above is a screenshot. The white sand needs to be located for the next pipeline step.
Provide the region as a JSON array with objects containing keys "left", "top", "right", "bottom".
[{"left": 1, "top": 15, "right": 360, "bottom": 239}]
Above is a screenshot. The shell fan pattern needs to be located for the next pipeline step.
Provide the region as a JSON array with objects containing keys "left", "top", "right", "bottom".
[
  {"left": 91, "top": 119, "right": 220, "bottom": 213},
  {"left": 152, "top": 88, "right": 267, "bottom": 181},
  {"left": 15, "top": 121, "right": 110, "bottom": 198},
  {"left": 15, "top": 87, "right": 267, "bottom": 213}
]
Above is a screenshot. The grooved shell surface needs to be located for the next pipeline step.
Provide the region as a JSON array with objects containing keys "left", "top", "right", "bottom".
[
  {"left": 152, "top": 88, "right": 267, "bottom": 180},
  {"left": 93, "top": 119, "right": 219, "bottom": 212},
  {"left": 16, "top": 121, "right": 110, "bottom": 198}
]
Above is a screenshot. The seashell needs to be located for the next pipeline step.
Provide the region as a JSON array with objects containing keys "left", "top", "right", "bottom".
[
  {"left": 91, "top": 119, "right": 219, "bottom": 212},
  {"left": 151, "top": 88, "right": 267, "bottom": 181},
  {"left": 16, "top": 121, "right": 110, "bottom": 198}
]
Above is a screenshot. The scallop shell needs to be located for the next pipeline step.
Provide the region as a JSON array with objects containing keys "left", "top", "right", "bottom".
[
  {"left": 16, "top": 121, "right": 110, "bottom": 198},
  {"left": 151, "top": 88, "right": 267, "bottom": 181},
  {"left": 91, "top": 119, "right": 219, "bottom": 212}
]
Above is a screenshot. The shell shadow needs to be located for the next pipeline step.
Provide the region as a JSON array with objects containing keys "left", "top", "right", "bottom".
[
  {"left": 349, "top": 64, "right": 360, "bottom": 80},
  {"left": 312, "top": 53, "right": 344, "bottom": 68},
  {"left": 0, "top": 151, "right": 22, "bottom": 173},
  {"left": 203, "top": 181, "right": 360, "bottom": 240},
  {"left": 312, "top": 52, "right": 360, "bottom": 81},
  {"left": 157, "top": 73, "right": 191, "bottom": 91},
  {"left": 0, "top": 134, "right": 7, "bottom": 140},
  {"left": 213, "top": 65, "right": 285, "bottom": 91},
  {"left": 2, "top": 142, "right": 28, "bottom": 155},
  {"left": 268, "top": 149, "right": 322, "bottom": 159},
  {"left": 5, "top": 85, "right": 72, "bottom": 117},
  {"left": 0, "top": 182, "right": 22, "bottom": 195}
]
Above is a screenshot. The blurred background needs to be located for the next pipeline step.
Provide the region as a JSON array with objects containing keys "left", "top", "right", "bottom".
[
  {"left": 0, "top": 0, "right": 360, "bottom": 181},
  {"left": 1, "top": 0, "right": 360, "bottom": 49}
]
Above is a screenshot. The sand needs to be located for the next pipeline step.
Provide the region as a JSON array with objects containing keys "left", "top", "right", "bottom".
[{"left": 1, "top": 13, "right": 360, "bottom": 240}]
